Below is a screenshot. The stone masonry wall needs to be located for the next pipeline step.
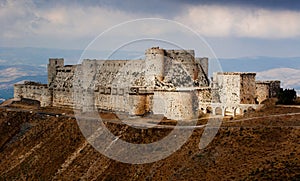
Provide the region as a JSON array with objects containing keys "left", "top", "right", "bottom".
[
  {"left": 145, "top": 47, "right": 165, "bottom": 83},
  {"left": 93, "top": 87, "right": 151, "bottom": 115},
  {"left": 165, "top": 49, "right": 198, "bottom": 81},
  {"left": 14, "top": 84, "right": 51, "bottom": 107},
  {"left": 213, "top": 73, "right": 241, "bottom": 105},
  {"left": 255, "top": 80, "right": 280, "bottom": 104},
  {"left": 153, "top": 90, "right": 198, "bottom": 120},
  {"left": 195, "top": 57, "right": 209, "bottom": 87},
  {"left": 197, "top": 88, "right": 211, "bottom": 103},
  {"left": 72, "top": 59, "right": 151, "bottom": 113},
  {"left": 240, "top": 73, "right": 256, "bottom": 104},
  {"left": 13, "top": 47, "right": 268, "bottom": 120},
  {"left": 213, "top": 72, "right": 256, "bottom": 105},
  {"left": 163, "top": 63, "right": 194, "bottom": 87},
  {"left": 269, "top": 81, "right": 281, "bottom": 97},
  {"left": 48, "top": 58, "right": 64, "bottom": 87},
  {"left": 256, "top": 82, "right": 270, "bottom": 104},
  {"left": 52, "top": 65, "right": 76, "bottom": 108}
]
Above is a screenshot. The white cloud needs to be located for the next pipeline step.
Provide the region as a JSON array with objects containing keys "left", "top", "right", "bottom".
[
  {"left": 257, "top": 68, "right": 300, "bottom": 91},
  {"left": 0, "top": 67, "right": 27, "bottom": 77},
  {"left": 34, "top": 6, "right": 138, "bottom": 38},
  {"left": 0, "top": 67, "right": 28, "bottom": 82},
  {"left": 0, "top": 0, "right": 35, "bottom": 38},
  {"left": 0, "top": 0, "right": 141, "bottom": 42},
  {"left": 175, "top": 5, "right": 300, "bottom": 38},
  {"left": 1, "top": 1, "right": 300, "bottom": 50}
]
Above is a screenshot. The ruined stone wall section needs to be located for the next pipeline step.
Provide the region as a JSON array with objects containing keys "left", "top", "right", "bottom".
[
  {"left": 14, "top": 84, "right": 52, "bottom": 107},
  {"left": 52, "top": 90, "right": 74, "bottom": 108},
  {"left": 166, "top": 49, "right": 198, "bottom": 81},
  {"left": 240, "top": 74, "right": 256, "bottom": 104},
  {"left": 95, "top": 93, "right": 127, "bottom": 112},
  {"left": 153, "top": 90, "right": 198, "bottom": 120},
  {"left": 166, "top": 50, "right": 195, "bottom": 63},
  {"left": 145, "top": 47, "right": 165, "bottom": 83},
  {"left": 162, "top": 50, "right": 209, "bottom": 88},
  {"left": 255, "top": 80, "right": 280, "bottom": 104},
  {"left": 256, "top": 82, "right": 270, "bottom": 104},
  {"left": 128, "top": 94, "right": 147, "bottom": 115},
  {"left": 94, "top": 87, "right": 149, "bottom": 115},
  {"left": 77, "top": 60, "right": 147, "bottom": 88},
  {"left": 195, "top": 57, "right": 208, "bottom": 76},
  {"left": 14, "top": 47, "right": 277, "bottom": 120},
  {"left": 70, "top": 59, "right": 147, "bottom": 111},
  {"left": 213, "top": 73, "right": 241, "bottom": 105},
  {"left": 213, "top": 72, "right": 256, "bottom": 105},
  {"left": 110, "top": 60, "right": 146, "bottom": 87},
  {"left": 197, "top": 88, "right": 212, "bottom": 103},
  {"left": 53, "top": 66, "right": 75, "bottom": 90},
  {"left": 163, "top": 63, "right": 194, "bottom": 87},
  {"left": 94, "top": 87, "right": 129, "bottom": 112},
  {"left": 52, "top": 65, "right": 76, "bottom": 108},
  {"left": 48, "top": 58, "right": 64, "bottom": 87},
  {"left": 195, "top": 57, "right": 209, "bottom": 87},
  {"left": 269, "top": 81, "right": 281, "bottom": 97}
]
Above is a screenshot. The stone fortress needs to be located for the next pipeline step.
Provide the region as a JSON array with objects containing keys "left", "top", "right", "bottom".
[{"left": 14, "top": 47, "right": 281, "bottom": 120}]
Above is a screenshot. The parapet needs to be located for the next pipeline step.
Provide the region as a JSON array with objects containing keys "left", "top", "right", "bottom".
[
  {"left": 216, "top": 72, "right": 256, "bottom": 76},
  {"left": 256, "top": 80, "right": 281, "bottom": 84},
  {"left": 145, "top": 47, "right": 165, "bottom": 55},
  {"left": 49, "top": 58, "right": 64, "bottom": 67},
  {"left": 166, "top": 49, "right": 195, "bottom": 57},
  {"left": 24, "top": 81, "right": 47, "bottom": 86}
]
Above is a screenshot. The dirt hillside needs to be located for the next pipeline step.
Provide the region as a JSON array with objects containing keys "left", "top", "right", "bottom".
[{"left": 0, "top": 104, "right": 299, "bottom": 180}]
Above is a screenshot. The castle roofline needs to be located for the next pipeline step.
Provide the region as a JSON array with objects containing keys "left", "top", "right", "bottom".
[
  {"left": 216, "top": 72, "right": 256, "bottom": 75},
  {"left": 256, "top": 80, "right": 281, "bottom": 84}
]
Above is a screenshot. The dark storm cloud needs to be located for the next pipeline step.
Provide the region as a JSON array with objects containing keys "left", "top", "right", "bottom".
[
  {"left": 1, "top": 0, "right": 300, "bottom": 56},
  {"left": 31, "top": 0, "right": 183, "bottom": 17},
  {"left": 32, "top": 0, "right": 300, "bottom": 14},
  {"left": 173, "top": 0, "right": 300, "bottom": 11}
]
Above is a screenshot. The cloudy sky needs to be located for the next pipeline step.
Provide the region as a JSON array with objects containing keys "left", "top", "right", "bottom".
[{"left": 1, "top": 0, "right": 300, "bottom": 58}]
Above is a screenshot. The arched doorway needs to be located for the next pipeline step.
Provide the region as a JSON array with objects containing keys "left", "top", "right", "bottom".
[
  {"left": 234, "top": 107, "right": 243, "bottom": 116},
  {"left": 206, "top": 106, "right": 213, "bottom": 114},
  {"left": 224, "top": 107, "right": 234, "bottom": 116},
  {"left": 215, "top": 107, "right": 222, "bottom": 115}
]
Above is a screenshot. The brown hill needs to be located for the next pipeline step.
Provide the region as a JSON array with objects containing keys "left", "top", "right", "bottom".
[{"left": 0, "top": 104, "right": 299, "bottom": 180}]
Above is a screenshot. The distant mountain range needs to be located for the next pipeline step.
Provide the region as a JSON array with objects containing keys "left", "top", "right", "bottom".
[
  {"left": 219, "top": 56, "right": 300, "bottom": 72},
  {"left": 0, "top": 47, "right": 299, "bottom": 102},
  {"left": 218, "top": 56, "right": 300, "bottom": 95},
  {"left": 257, "top": 68, "right": 300, "bottom": 95}
]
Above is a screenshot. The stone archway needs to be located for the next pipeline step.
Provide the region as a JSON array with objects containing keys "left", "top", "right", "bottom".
[
  {"left": 206, "top": 106, "right": 213, "bottom": 114},
  {"left": 215, "top": 107, "right": 222, "bottom": 115},
  {"left": 247, "top": 106, "right": 255, "bottom": 113},
  {"left": 234, "top": 107, "right": 243, "bottom": 116},
  {"left": 200, "top": 107, "right": 206, "bottom": 114},
  {"left": 224, "top": 107, "right": 234, "bottom": 116}
]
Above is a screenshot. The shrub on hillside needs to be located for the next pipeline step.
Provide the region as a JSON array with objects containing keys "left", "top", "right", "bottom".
[
  {"left": 276, "top": 88, "right": 297, "bottom": 105},
  {"left": 295, "top": 97, "right": 300, "bottom": 105}
]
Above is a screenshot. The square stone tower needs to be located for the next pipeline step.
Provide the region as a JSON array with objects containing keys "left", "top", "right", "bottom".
[
  {"left": 47, "top": 58, "right": 64, "bottom": 87},
  {"left": 256, "top": 80, "right": 281, "bottom": 104},
  {"left": 213, "top": 72, "right": 256, "bottom": 105}
]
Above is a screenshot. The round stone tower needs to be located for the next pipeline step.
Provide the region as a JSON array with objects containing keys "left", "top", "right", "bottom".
[{"left": 145, "top": 47, "right": 165, "bottom": 85}]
